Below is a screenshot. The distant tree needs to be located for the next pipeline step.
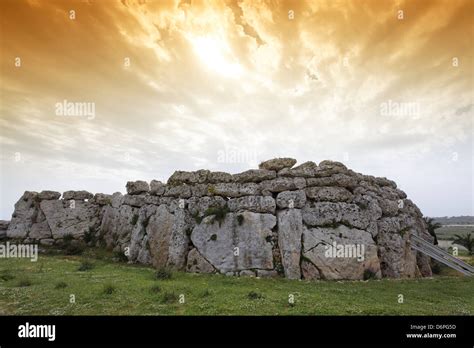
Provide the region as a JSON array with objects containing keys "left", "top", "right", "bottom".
[
  {"left": 423, "top": 217, "right": 441, "bottom": 245},
  {"left": 452, "top": 232, "right": 474, "bottom": 255}
]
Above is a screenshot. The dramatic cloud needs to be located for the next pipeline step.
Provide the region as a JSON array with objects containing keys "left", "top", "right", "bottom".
[{"left": 0, "top": 0, "right": 472, "bottom": 218}]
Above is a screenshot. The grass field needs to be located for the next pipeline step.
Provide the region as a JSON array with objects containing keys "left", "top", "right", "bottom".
[
  {"left": 0, "top": 250, "right": 473, "bottom": 316},
  {"left": 436, "top": 225, "right": 473, "bottom": 241}
]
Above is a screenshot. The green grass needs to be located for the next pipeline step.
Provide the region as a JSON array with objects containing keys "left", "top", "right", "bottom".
[
  {"left": 0, "top": 253, "right": 472, "bottom": 315},
  {"left": 436, "top": 225, "right": 473, "bottom": 241}
]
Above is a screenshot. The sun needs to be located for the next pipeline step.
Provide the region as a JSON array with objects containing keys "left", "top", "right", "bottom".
[{"left": 189, "top": 35, "right": 243, "bottom": 78}]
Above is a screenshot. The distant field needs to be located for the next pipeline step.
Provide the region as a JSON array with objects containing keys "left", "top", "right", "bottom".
[
  {"left": 0, "top": 251, "right": 473, "bottom": 316},
  {"left": 432, "top": 216, "right": 474, "bottom": 225},
  {"left": 435, "top": 225, "right": 473, "bottom": 241}
]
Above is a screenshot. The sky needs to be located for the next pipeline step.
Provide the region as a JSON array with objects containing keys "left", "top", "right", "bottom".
[{"left": 0, "top": 0, "right": 472, "bottom": 219}]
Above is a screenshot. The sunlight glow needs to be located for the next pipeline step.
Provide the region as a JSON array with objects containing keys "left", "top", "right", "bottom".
[{"left": 189, "top": 35, "right": 243, "bottom": 78}]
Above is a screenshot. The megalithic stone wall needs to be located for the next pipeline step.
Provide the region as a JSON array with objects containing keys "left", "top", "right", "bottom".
[{"left": 3, "top": 158, "right": 433, "bottom": 280}]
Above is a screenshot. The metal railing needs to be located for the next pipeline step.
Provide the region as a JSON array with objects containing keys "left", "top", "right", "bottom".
[{"left": 410, "top": 235, "right": 473, "bottom": 276}]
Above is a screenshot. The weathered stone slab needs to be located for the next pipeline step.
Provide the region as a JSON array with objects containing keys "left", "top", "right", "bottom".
[
  {"left": 163, "top": 184, "right": 192, "bottom": 198},
  {"left": 276, "top": 190, "right": 306, "bottom": 209},
  {"left": 62, "top": 190, "right": 93, "bottom": 201},
  {"left": 306, "top": 173, "right": 358, "bottom": 189},
  {"left": 150, "top": 180, "right": 166, "bottom": 196},
  {"left": 306, "top": 186, "right": 353, "bottom": 202},
  {"left": 208, "top": 171, "right": 233, "bottom": 183},
  {"left": 123, "top": 194, "right": 147, "bottom": 207},
  {"left": 211, "top": 182, "right": 260, "bottom": 197},
  {"left": 277, "top": 209, "right": 303, "bottom": 279},
  {"left": 7, "top": 191, "right": 40, "bottom": 239},
  {"left": 92, "top": 193, "right": 112, "bottom": 205},
  {"left": 126, "top": 181, "right": 150, "bottom": 195},
  {"left": 302, "top": 202, "right": 342, "bottom": 227},
  {"left": 259, "top": 157, "right": 297, "bottom": 171},
  {"left": 260, "top": 177, "right": 306, "bottom": 193},
  {"left": 302, "top": 225, "right": 381, "bottom": 280},
  {"left": 233, "top": 169, "right": 276, "bottom": 183},
  {"left": 191, "top": 212, "right": 275, "bottom": 273},
  {"left": 40, "top": 199, "right": 101, "bottom": 239},
  {"left": 278, "top": 161, "right": 317, "bottom": 178},
  {"left": 186, "top": 248, "right": 216, "bottom": 273},
  {"left": 227, "top": 196, "right": 276, "bottom": 214},
  {"left": 146, "top": 205, "right": 190, "bottom": 270},
  {"left": 168, "top": 170, "right": 210, "bottom": 185}
]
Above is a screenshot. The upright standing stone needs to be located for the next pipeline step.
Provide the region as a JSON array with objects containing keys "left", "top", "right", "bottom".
[{"left": 277, "top": 209, "right": 303, "bottom": 279}]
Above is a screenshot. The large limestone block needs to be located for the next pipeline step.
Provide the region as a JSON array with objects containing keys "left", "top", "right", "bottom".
[
  {"left": 306, "top": 174, "right": 359, "bottom": 189},
  {"left": 278, "top": 161, "right": 318, "bottom": 178},
  {"left": 62, "top": 190, "right": 93, "bottom": 201},
  {"left": 40, "top": 199, "right": 101, "bottom": 239},
  {"left": 7, "top": 191, "right": 40, "bottom": 239},
  {"left": 91, "top": 193, "right": 112, "bottom": 205},
  {"left": 377, "top": 198, "right": 400, "bottom": 217},
  {"left": 101, "top": 204, "right": 140, "bottom": 250},
  {"left": 259, "top": 157, "right": 297, "bottom": 171},
  {"left": 28, "top": 209, "right": 52, "bottom": 240},
  {"left": 233, "top": 169, "right": 276, "bottom": 183},
  {"left": 314, "top": 161, "right": 348, "bottom": 177},
  {"left": 318, "top": 160, "right": 347, "bottom": 170},
  {"left": 416, "top": 252, "right": 432, "bottom": 277},
  {"left": 277, "top": 209, "right": 303, "bottom": 279},
  {"left": 207, "top": 171, "right": 233, "bottom": 183},
  {"left": 167, "top": 170, "right": 210, "bottom": 185},
  {"left": 338, "top": 203, "right": 371, "bottom": 230},
  {"left": 191, "top": 212, "right": 276, "bottom": 273},
  {"left": 186, "top": 248, "right": 216, "bottom": 273},
  {"left": 227, "top": 196, "right": 276, "bottom": 214},
  {"left": 187, "top": 196, "right": 227, "bottom": 215},
  {"left": 38, "top": 191, "right": 61, "bottom": 200},
  {"left": 6, "top": 193, "right": 34, "bottom": 239},
  {"left": 163, "top": 184, "right": 192, "bottom": 198},
  {"left": 302, "top": 202, "right": 372, "bottom": 230},
  {"left": 122, "top": 194, "right": 147, "bottom": 207},
  {"left": 126, "top": 180, "right": 150, "bottom": 195},
  {"left": 146, "top": 205, "right": 190, "bottom": 270},
  {"left": 127, "top": 204, "right": 159, "bottom": 264},
  {"left": 377, "top": 217, "right": 418, "bottom": 278},
  {"left": 146, "top": 205, "right": 174, "bottom": 268},
  {"left": 166, "top": 208, "right": 190, "bottom": 269},
  {"left": 191, "top": 184, "right": 209, "bottom": 197},
  {"left": 211, "top": 182, "right": 260, "bottom": 197},
  {"left": 302, "top": 202, "right": 342, "bottom": 227},
  {"left": 150, "top": 180, "right": 166, "bottom": 196},
  {"left": 7, "top": 192, "right": 53, "bottom": 241},
  {"left": 306, "top": 186, "right": 353, "bottom": 202},
  {"left": 302, "top": 225, "right": 381, "bottom": 280},
  {"left": 111, "top": 192, "right": 124, "bottom": 208},
  {"left": 276, "top": 190, "right": 306, "bottom": 209},
  {"left": 144, "top": 195, "right": 161, "bottom": 205},
  {"left": 301, "top": 259, "right": 320, "bottom": 280},
  {"left": 353, "top": 194, "right": 383, "bottom": 220},
  {"left": 375, "top": 177, "right": 397, "bottom": 189},
  {"left": 260, "top": 177, "right": 306, "bottom": 193}
]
